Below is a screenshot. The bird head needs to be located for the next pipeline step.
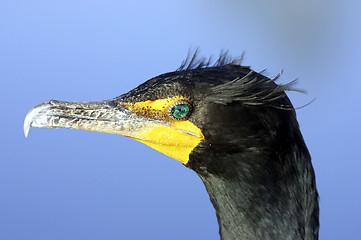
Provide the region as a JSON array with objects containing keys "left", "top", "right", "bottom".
[{"left": 24, "top": 55, "right": 295, "bottom": 169}]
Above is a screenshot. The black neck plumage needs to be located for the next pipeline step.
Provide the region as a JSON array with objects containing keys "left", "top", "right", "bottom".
[{"left": 192, "top": 140, "right": 319, "bottom": 240}]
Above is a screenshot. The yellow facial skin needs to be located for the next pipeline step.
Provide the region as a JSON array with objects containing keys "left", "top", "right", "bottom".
[{"left": 124, "top": 97, "right": 204, "bottom": 164}]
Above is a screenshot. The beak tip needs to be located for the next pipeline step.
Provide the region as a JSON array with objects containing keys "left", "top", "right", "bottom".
[
  {"left": 23, "top": 100, "right": 56, "bottom": 138},
  {"left": 24, "top": 111, "right": 32, "bottom": 138},
  {"left": 24, "top": 127, "right": 29, "bottom": 138}
]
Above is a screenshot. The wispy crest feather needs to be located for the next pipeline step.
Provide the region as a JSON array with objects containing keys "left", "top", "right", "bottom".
[
  {"left": 177, "top": 48, "right": 308, "bottom": 110},
  {"left": 206, "top": 70, "right": 307, "bottom": 109},
  {"left": 177, "top": 48, "right": 243, "bottom": 71}
]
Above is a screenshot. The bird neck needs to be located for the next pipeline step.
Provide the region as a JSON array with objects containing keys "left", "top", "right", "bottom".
[{"left": 194, "top": 143, "right": 319, "bottom": 240}]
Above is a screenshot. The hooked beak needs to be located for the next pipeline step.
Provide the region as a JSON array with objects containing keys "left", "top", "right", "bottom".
[
  {"left": 24, "top": 98, "right": 204, "bottom": 164},
  {"left": 24, "top": 99, "right": 158, "bottom": 139}
]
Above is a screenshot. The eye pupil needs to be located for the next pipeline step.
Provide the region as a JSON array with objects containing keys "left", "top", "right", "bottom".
[{"left": 171, "top": 104, "right": 190, "bottom": 119}]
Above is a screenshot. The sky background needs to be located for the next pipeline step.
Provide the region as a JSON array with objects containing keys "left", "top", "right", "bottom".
[{"left": 1, "top": 0, "right": 360, "bottom": 239}]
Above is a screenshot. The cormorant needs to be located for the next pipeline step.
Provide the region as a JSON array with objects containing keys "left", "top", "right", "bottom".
[{"left": 24, "top": 51, "right": 319, "bottom": 240}]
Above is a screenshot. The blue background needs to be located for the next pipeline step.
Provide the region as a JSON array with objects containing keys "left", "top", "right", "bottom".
[{"left": 1, "top": 0, "right": 360, "bottom": 239}]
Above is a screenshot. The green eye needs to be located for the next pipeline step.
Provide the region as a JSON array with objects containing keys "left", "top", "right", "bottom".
[{"left": 171, "top": 103, "right": 190, "bottom": 120}]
